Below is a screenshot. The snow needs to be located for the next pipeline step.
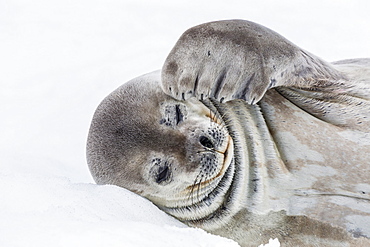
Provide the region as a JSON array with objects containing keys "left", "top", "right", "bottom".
[{"left": 1, "top": 0, "right": 369, "bottom": 246}]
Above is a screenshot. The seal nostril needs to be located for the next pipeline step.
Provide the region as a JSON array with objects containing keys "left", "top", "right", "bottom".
[{"left": 199, "top": 136, "right": 214, "bottom": 149}]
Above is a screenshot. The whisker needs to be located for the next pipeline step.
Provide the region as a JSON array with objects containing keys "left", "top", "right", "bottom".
[
  {"left": 197, "top": 174, "right": 204, "bottom": 202},
  {"left": 209, "top": 103, "right": 233, "bottom": 132},
  {"left": 188, "top": 171, "right": 202, "bottom": 203},
  {"left": 197, "top": 147, "right": 218, "bottom": 154},
  {"left": 218, "top": 108, "right": 234, "bottom": 129}
]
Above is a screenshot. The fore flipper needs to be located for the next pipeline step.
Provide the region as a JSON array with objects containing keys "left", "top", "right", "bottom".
[{"left": 161, "top": 20, "right": 370, "bottom": 130}]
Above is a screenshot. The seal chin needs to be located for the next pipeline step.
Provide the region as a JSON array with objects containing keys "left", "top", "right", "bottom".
[{"left": 159, "top": 158, "right": 236, "bottom": 222}]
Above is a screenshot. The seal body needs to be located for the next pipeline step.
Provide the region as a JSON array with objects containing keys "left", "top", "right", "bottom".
[
  {"left": 87, "top": 20, "right": 370, "bottom": 247},
  {"left": 201, "top": 82, "right": 370, "bottom": 246}
]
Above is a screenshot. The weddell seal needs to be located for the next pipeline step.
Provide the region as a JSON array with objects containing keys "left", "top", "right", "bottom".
[{"left": 86, "top": 20, "right": 370, "bottom": 247}]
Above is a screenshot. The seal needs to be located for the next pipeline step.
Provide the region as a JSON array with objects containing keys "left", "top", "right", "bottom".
[{"left": 87, "top": 20, "right": 370, "bottom": 247}]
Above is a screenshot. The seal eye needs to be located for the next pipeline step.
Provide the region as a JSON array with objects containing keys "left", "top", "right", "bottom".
[
  {"left": 156, "top": 165, "right": 170, "bottom": 184},
  {"left": 175, "top": 104, "right": 184, "bottom": 125},
  {"left": 199, "top": 136, "right": 214, "bottom": 149},
  {"left": 160, "top": 104, "right": 186, "bottom": 127}
]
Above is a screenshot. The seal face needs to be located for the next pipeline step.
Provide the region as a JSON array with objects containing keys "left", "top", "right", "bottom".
[
  {"left": 87, "top": 73, "right": 237, "bottom": 222},
  {"left": 87, "top": 20, "right": 370, "bottom": 247}
]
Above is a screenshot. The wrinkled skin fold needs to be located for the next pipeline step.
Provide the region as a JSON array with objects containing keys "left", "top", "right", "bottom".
[{"left": 87, "top": 20, "right": 370, "bottom": 247}]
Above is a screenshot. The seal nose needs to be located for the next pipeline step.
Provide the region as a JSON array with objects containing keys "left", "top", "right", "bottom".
[{"left": 199, "top": 136, "right": 214, "bottom": 149}]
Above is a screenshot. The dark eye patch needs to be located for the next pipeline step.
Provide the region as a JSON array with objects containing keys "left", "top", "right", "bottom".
[
  {"left": 156, "top": 165, "right": 170, "bottom": 184},
  {"left": 150, "top": 159, "right": 172, "bottom": 185}
]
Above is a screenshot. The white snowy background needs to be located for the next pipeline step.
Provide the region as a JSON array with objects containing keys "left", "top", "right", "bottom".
[{"left": 1, "top": 0, "right": 370, "bottom": 246}]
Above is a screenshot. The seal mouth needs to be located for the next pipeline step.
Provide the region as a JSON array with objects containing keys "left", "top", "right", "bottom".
[{"left": 185, "top": 134, "right": 234, "bottom": 192}]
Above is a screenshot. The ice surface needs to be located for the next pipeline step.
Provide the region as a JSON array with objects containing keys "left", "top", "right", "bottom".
[{"left": 1, "top": 0, "right": 369, "bottom": 246}]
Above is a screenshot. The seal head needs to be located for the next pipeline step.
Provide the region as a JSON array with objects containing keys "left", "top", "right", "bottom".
[{"left": 87, "top": 72, "right": 236, "bottom": 220}]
